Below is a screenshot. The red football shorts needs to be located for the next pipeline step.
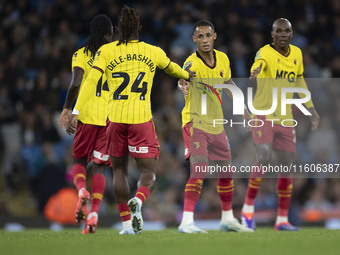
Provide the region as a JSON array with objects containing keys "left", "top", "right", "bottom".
[
  {"left": 183, "top": 122, "right": 232, "bottom": 161},
  {"left": 251, "top": 115, "right": 296, "bottom": 152},
  {"left": 106, "top": 119, "right": 160, "bottom": 159},
  {"left": 72, "top": 122, "right": 110, "bottom": 165}
]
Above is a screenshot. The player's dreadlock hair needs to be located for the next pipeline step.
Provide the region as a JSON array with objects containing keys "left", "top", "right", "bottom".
[
  {"left": 117, "top": 5, "right": 140, "bottom": 46},
  {"left": 84, "top": 14, "right": 113, "bottom": 59}
]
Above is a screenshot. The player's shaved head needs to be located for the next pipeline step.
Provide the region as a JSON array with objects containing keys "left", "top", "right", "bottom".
[
  {"left": 271, "top": 18, "right": 293, "bottom": 52},
  {"left": 272, "top": 18, "right": 292, "bottom": 31}
]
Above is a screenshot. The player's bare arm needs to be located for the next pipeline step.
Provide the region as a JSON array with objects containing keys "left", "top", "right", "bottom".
[
  {"left": 308, "top": 107, "right": 320, "bottom": 131},
  {"left": 249, "top": 62, "right": 263, "bottom": 79},
  {"left": 59, "top": 67, "right": 84, "bottom": 128}
]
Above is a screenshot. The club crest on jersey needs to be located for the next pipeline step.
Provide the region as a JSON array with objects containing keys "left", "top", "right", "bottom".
[
  {"left": 294, "top": 59, "right": 297, "bottom": 65},
  {"left": 220, "top": 70, "right": 224, "bottom": 77},
  {"left": 183, "top": 62, "right": 192, "bottom": 70},
  {"left": 96, "top": 51, "right": 101, "bottom": 56}
]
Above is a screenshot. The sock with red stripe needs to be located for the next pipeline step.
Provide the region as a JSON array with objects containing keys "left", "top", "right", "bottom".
[
  {"left": 218, "top": 178, "right": 235, "bottom": 222},
  {"left": 181, "top": 162, "right": 207, "bottom": 225},
  {"left": 181, "top": 177, "right": 204, "bottom": 225},
  {"left": 244, "top": 164, "right": 264, "bottom": 205},
  {"left": 242, "top": 164, "right": 264, "bottom": 218},
  {"left": 183, "top": 177, "right": 205, "bottom": 212},
  {"left": 276, "top": 176, "right": 292, "bottom": 224},
  {"left": 90, "top": 174, "right": 105, "bottom": 213},
  {"left": 217, "top": 178, "right": 234, "bottom": 211},
  {"left": 135, "top": 186, "right": 150, "bottom": 204},
  {"left": 72, "top": 163, "right": 87, "bottom": 191}
]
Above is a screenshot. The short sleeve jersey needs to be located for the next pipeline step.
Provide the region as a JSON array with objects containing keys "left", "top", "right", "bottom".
[
  {"left": 181, "top": 50, "right": 231, "bottom": 134},
  {"left": 251, "top": 44, "right": 314, "bottom": 124},
  {"left": 92, "top": 40, "right": 171, "bottom": 124}
]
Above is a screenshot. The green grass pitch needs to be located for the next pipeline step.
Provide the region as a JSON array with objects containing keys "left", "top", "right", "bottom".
[{"left": 1, "top": 228, "right": 339, "bottom": 255}]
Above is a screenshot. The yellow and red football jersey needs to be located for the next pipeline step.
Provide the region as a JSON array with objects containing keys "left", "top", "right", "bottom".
[
  {"left": 182, "top": 50, "right": 231, "bottom": 134},
  {"left": 251, "top": 44, "right": 314, "bottom": 125},
  {"left": 74, "top": 40, "right": 188, "bottom": 124}
]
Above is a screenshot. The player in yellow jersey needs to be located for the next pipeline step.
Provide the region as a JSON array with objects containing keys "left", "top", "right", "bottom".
[
  {"left": 177, "top": 20, "right": 253, "bottom": 234},
  {"left": 59, "top": 14, "right": 113, "bottom": 234},
  {"left": 241, "top": 18, "right": 320, "bottom": 231},
  {"left": 70, "top": 6, "right": 195, "bottom": 235}
]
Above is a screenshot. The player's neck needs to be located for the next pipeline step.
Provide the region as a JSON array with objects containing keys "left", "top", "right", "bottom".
[
  {"left": 132, "top": 32, "right": 139, "bottom": 41},
  {"left": 198, "top": 50, "right": 215, "bottom": 66},
  {"left": 273, "top": 44, "right": 290, "bottom": 56}
]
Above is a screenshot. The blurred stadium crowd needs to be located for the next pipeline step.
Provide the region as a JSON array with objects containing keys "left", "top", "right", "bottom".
[{"left": 0, "top": 0, "right": 339, "bottom": 226}]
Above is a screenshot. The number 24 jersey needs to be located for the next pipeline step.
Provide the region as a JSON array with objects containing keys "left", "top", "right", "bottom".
[{"left": 91, "top": 40, "right": 171, "bottom": 124}]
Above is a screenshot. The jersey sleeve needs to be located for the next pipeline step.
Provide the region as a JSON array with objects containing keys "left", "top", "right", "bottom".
[
  {"left": 153, "top": 46, "right": 171, "bottom": 69},
  {"left": 250, "top": 49, "right": 267, "bottom": 73},
  {"left": 160, "top": 52, "right": 189, "bottom": 80},
  {"left": 72, "top": 49, "right": 85, "bottom": 71},
  {"left": 297, "top": 49, "right": 304, "bottom": 77},
  {"left": 224, "top": 55, "right": 232, "bottom": 80},
  {"left": 73, "top": 48, "right": 108, "bottom": 113},
  {"left": 295, "top": 49, "right": 313, "bottom": 108},
  {"left": 183, "top": 57, "right": 193, "bottom": 69}
]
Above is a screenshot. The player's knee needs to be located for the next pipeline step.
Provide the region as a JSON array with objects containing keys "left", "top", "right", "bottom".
[
  {"left": 92, "top": 164, "right": 106, "bottom": 175},
  {"left": 146, "top": 171, "right": 156, "bottom": 184},
  {"left": 138, "top": 171, "right": 156, "bottom": 190},
  {"left": 257, "top": 146, "right": 272, "bottom": 164}
]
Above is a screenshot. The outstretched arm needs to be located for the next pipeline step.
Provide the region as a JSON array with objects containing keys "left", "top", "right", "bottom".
[
  {"left": 249, "top": 62, "right": 263, "bottom": 79},
  {"left": 164, "top": 61, "right": 196, "bottom": 81}
]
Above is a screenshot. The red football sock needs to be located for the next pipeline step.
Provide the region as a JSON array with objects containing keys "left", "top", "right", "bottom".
[
  {"left": 183, "top": 162, "right": 208, "bottom": 211},
  {"left": 117, "top": 203, "right": 131, "bottom": 222},
  {"left": 90, "top": 174, "right": 106, "bottom": 213},
  {"left": 72, "top": 163, "right": 87, "bottom": 191},
  {"left": 244, "top": 163, "right": 264, "bottom": 205},
  {"left": 135, "top": 186, "right": 150, "bottom": 204},
  {"left": 217, "top": 178, "right": 234, "bottom": 211},
  {"left": 277, "top": 176, "right": 292, "bottom": 217}
]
